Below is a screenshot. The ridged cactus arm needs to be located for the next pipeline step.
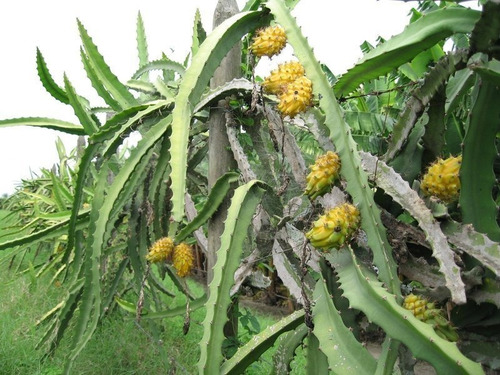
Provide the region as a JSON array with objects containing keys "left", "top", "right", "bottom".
[
  {"left": 441, "top": 220, "right": 500, "bottom": 277},
  {"left": 326, "top": 249, "right": 485, "bottom": 375},
  {"left": 271, "top": 324, "right": 308, "bottom": 375},
  {"left": 63, "top": 164, "right": 108, "bottom": 375},
  {"left": 333, "top": 8, "right": 480, "bottom": 97},
  {"left": 384, "top": 52, "right": 466, "bottom": 162},
  {"left": 198, "top": 180, "right": 267, "bottom": 374},
  {"left": 312, "top": 276, "right": 377, "bottom": 375},
  {"left": 460, "top": 77, "right": 500, "bottom": 241},
  {"left": 64, "top": 141, "right": 98, "bottom": 263},
  {"left": 63, "top": 74, "right": 100, "bottom": 135},
  {"left": 374, "top": 338, "right": 400, "bottom": 375},
  {"left": 174, "top": 172, "right": 240, "bottom": 243},
  {"left": 36, "top": 48, "right": 69, "bottom": 104},
  {"left": 131, "top": 59, "right": 186, "bottom": 80},
  {"left": 306, "top": 332, "right": 329, "bottom": 374},
  {"left": 62, "top": 117, "right": 171, "bottom": 372},
  {"left": 77, "top": 20, "right": 137, "bottom": 110},
  {"left": 135, "top": 12, "right": 149, "bottom": 73},
  {"left": 0, "top": 117, "right": 85, "bottom": 135},
  {"left": 220, "top": 310, "right": 305, "bottom": 375},
  {"left": 193, "top": 78, "right": 253, "bottom": 113},
  {"left": 169, "top": 10, "right": 268, "bottom": 223},
  {"left": 360, "top": 151, "right": 467, "bottom": 304},
  {"left": 65, "top": 104, "right": 162, "bottom": 262},
  {"left": 266, "top": 0, "right": 400, "bottom": 295},
  {"left": 0, "top": 212, "right": 88, "bottom": 252}
]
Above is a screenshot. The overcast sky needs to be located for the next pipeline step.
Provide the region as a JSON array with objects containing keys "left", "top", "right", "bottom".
[{"left": 0, "top": 0, "right": 433, "bottom": 195}]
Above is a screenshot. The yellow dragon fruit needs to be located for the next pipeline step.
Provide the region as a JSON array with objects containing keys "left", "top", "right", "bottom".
[
  {"left": 277, "top": 76, "right": 313, "bottom": 118},
  {"left": 420, "top": 155, "right": 462, "bottom": 203},
  {"left": 306, "top": 203, "right": 360, "bottom": 250},
  {"left": 262, "top": 61, "right": 305, "bottom": 94},
  {"left": 403, "top": 293, "right": 458, "bottom": 341},
  {"left": 172, "top": 243, "right": 195, "bottom": 277},
  {"left": 146, "top": 237, "right": 174, "bottom": 263},
  {"left": 305, "top": 151, "right": 341, "bottom": 200},
  {"left": 250, "top": 25, "right": 287, "bottom": 57}
]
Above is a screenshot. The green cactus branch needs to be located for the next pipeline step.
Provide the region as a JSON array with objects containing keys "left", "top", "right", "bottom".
[
  {"left": 333, "top": 7, "right": 480, "bottom": 97},
  {"left": 384, "top": 51, "right": 467, "bottom": 162},
  {"left": 0, "top": 211, "right": 89, "bottom": 251},
  {"left": 306, "top": 331, "right": 329, "bottom": 375},
  {"left": 36, "top": 48, "right": 69, "bottom": 104},
  {"left": 191, "top": 9, "right": 207, "bottom": 60},
  {"left": 62, "top": 116, "right": 171, "bottom": 372},
  {"left": 169, "top": 9, "right": 269, "bottom": 223},
  {"left": 312, "top": 275, "right": 377, "bottom": 374},
  {"left": 271, "top": 324, "right": 308, "bottom": 375},
  {"left": 37, "top": 278, "right": 84, "bottom": 353},
  {"left": 469, "top": 1, "right": 500, "bottom": 57},
  {"left": 220, "top": 309, "right": 305, "bottom": 374},
  {"left": 63, "top": 74, "right": 100, "bottom": 135},
  {"left": 198, "top": 180, "right": 266, "bottom": 374},
  {"left": 441, "top": 220, "right": 500, "bottom": 277},
  {"left": 80, "top": 48, "right": 122, "bottom": 112},
  {"left": 136, "top": 11, "right": 149, "bottom": 71},
  {"left": 175, "top": 171, "right": 240, "bottom": 242},
  {"left": 374, "top": 337, "right": 400, "bottom": 375},
  {"left": 64, "top": 140, "right": 99, "bottom": 264},
  {"left": 360, "top": 151, "right": 467, "bottom": 304},
  {"left": 77, "top": 19, "right": 138, "bottom": 110},
  {"left": 193, "top": 78, "right": 254, "bottom": 113},
  {"left": 63, "top": 165, "right": 109, "bottom": 375},
  {"left": 460, "top": 76, "right": 500, "bottom": 241},
  {"left": 326, "top": 248, "right": 484, "bottom": 375},
  {"left": 132, "top": 59, "right": 186, "bottom": 80},
  {"left": 0, "top": 117, "right": 85, "bottom": 135},
  {"left": 266, "top": 0, "right": 400, "bottom": 295}
]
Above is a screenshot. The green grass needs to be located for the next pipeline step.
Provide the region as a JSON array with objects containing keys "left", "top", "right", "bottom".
[{"left": 0, "top": 250, "right": 301, "bottom": 374}]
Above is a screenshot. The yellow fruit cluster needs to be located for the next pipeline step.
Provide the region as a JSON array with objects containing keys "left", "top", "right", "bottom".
[
  {"left": 146, "top": 237, "right": 174, "bottom": 263},
  {"left": 250, "top": 24, "right": 313, "bottom": 118},
  {"left": 277, "top": 76, "right": 313, "bottom": 118},
  {"left": 172, "top": 243, "right": 195, "bottom": 278},
  {"left": 403, "top": 294, "right": 458, "bottom": 341},
  {"left": 420, "top": 155, "right": 462, "bottom": 203},
  {"left": 403, "top": 293, "right": 436, "bottom": 320},
  {"left": 305, "top": 151, "right": 341, "bottom": 200},
  {"left": 250, "top": 25, "right": 287, "bottom": 57},
  {"left": 306, "top": 203, "right": 360, "bottom": 250},
  {"left": 262, "top": 61, "right": 305, "bottom": 95},
  {"left": 146, "top": 237, "right": 194, "bottom": 278}
]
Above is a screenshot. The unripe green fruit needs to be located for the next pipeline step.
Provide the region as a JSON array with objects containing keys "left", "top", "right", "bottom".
[{"left": 403, "top": 293, "right": 458, "bottom": 342}]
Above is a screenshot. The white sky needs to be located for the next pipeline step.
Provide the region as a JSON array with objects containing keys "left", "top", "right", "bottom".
[{"left": 0, "top": 0, "right": 439, "bottom": 196}]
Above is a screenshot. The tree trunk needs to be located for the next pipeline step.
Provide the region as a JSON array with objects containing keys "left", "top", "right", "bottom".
[
  {"left": 207, "top": 0, "right": 240, "bottom": 284},
  {"left": 207, "top": 0, "right": 241, "bottom": 349}
]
